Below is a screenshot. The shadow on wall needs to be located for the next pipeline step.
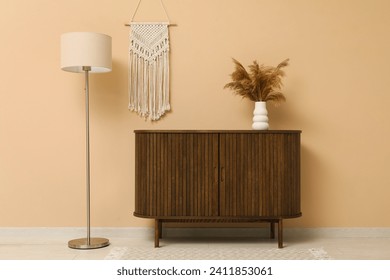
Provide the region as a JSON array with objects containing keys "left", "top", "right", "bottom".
[
  {"left": 89, "top": 60, "right": 128, "bottom": 120},
  {"left": 300, "top": 144, "right": 326, "bottom": 227}
]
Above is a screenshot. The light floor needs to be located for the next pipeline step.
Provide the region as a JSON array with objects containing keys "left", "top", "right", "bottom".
[{"left": 1, "top": 233, "right": 390, "bottom": 260}]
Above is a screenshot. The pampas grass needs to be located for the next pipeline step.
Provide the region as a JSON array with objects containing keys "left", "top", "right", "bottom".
[{"left": 224, "top": 58, "right": 289, "bottom": 105}]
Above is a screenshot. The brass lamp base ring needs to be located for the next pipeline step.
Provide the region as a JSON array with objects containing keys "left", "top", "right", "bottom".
[{"left": 68, "top": 237, "right": 110, "bottom": 249}]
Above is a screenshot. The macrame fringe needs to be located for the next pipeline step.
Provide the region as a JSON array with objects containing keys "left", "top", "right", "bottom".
[{"left": 128, "top": 23, "right": 170, "bottom": 121}]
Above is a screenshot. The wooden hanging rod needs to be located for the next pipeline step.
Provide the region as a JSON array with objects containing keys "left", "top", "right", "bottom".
[{"left": 124, "top": 22, "right": 177, "bottom": 26}]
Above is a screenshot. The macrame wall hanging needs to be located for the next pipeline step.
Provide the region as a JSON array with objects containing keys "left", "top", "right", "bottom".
[{"left": 126, "top": 0, "right": 172, "bottom": 121}]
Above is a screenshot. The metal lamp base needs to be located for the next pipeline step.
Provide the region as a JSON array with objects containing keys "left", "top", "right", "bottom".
[{"left": 68, "top": 237, "right": 109, "bottom": 250}]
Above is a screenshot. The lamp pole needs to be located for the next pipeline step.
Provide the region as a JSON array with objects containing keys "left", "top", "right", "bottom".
[
  {"left": 67, "top": 66, "right": 109, "bottom": 249},
  {"left": 84, "top": 66, "right": 91, "bottom": 246}
]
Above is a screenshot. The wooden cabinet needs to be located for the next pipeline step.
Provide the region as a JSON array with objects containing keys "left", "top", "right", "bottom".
[{"left": 134, "top": 130, "right": 301, "bottom": 248}]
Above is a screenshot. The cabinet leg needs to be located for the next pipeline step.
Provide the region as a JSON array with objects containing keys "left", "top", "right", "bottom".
[
  {"left": 154, "top": 219, "right": 160, "bottom": 248},
  {"left": 159, "top": 220, "right": 163, "bottom": 238},
  {"left": 270, "top": 221, "right": 275, "bottom": 239},
  {"left": 278, "top": 219, "right": 283, "bottom": 248}
]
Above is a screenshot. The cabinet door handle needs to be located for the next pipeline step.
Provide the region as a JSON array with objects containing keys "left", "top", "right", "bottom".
[
  {"left": 221, "top": 167, "right": 225, "bottom": 183},
  {"left": 214, "top": 167, "right": 218, "bottom": 183}
]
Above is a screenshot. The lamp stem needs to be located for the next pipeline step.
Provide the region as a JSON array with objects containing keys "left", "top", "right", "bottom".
[
  {"left": 84, "top": 67, "right": 91, "bottom": 245},
  {"left": 67, "top": 66, "right": 109, "bottom": 250}
]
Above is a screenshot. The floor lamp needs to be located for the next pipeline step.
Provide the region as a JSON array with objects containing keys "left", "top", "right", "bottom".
[{"left": 61, "top": 32, "right": 111, "bottom": 249}]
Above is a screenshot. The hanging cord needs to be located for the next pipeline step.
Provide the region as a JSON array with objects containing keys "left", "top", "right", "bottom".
[
  {"left": 159, "top": 0, "right": 171, "bottom": 22},
  {"left": 130, "top": 0, "right": 142, "bottom": 22},
  {"left": 129, "top": 0, "right": 171, "bottom": 23}
]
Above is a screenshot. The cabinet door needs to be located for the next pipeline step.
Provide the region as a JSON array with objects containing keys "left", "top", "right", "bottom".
[
  {"left": 219, "top": 133, "right": 300, "bottom": 217},
  {"left": 135, "top": 133, "right": 219, "bottom": 217}
]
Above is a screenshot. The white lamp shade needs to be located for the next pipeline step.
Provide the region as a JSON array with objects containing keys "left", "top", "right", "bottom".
[{"left": 61, "top": 32, "right": 112, "bottom": 73}]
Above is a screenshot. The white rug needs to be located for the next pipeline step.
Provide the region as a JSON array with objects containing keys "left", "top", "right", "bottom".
[{"left": 104, "top": 247, "right": 331, "bottom": 260}]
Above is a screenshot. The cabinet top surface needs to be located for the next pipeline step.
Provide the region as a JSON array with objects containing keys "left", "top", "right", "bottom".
[{"left": 134, "top": 130, "right": 301, "bottom": 134}]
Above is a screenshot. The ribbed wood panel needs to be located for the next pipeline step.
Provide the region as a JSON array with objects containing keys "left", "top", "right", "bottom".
[
  {"left": 219, "top": 133, "right": 300, "bottom": 217},
  {"left": 134, "top": 130, "right": 301, "bottom": 219},
  {"left": 135, "top": 132, "right": 219, "bottom": 217}
]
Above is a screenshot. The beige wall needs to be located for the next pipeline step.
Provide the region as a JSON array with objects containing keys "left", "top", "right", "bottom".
[{"left": 1, "top": 0, "right": 390, "bottom": 228}]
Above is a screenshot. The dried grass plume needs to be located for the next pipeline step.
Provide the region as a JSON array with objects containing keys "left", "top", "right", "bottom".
[{"left": 224, "top": 58, "right": 289, "bottom": 105}]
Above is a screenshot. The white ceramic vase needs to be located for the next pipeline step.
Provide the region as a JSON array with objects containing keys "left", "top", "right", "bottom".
[{"left": 252, "top": 101, "right": 269, "bottom": 130}]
